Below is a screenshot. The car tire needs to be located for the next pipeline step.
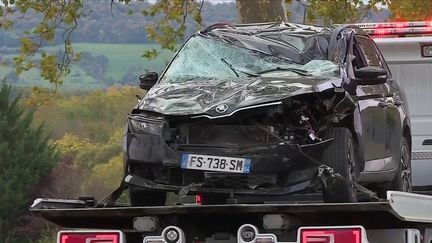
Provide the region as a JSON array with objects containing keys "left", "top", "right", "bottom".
[
  {"left": 378, "top": 137, "right": 412, "bottom": 198},
  {"left": 320, "top": 127, "right": 358, "bottom": 203},
  {"left": 129, "top": 188, "right": 166, "bottom": 206}
]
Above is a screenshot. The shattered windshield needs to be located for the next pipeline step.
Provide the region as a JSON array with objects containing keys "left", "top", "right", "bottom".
[{"left": 160, "top": 35, "right": 339, "bottom": 84}]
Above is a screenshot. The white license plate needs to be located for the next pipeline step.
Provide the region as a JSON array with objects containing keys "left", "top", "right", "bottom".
[{"left": 180, "top": 154, "right": 251, "bottom": 173}]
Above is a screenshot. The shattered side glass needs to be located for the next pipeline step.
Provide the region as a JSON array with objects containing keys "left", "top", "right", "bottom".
[
  {"left": 161, "top": 36, "right": 339, "bottom": 84},
  {"left": 303, "top": 60, "right": 339, "bottom": 77}
]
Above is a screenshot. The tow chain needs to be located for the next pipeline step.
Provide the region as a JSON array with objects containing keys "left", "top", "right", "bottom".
[
  {"left": 98, "top": 180, "right": 128, "bottom": 207},
  {"left": 254, "top": 123, "right": 379, "bottom": 201},
  {"left": 97, "top": 124, "right": 380, "bottom": 207}
]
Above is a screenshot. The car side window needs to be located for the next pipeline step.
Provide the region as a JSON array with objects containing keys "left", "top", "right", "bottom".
[
  {"left": 368, "top": 38, "right": 393, "bottom": 79},
  {"left": 352, "top": 43, "right": 366, "bottom": 70},
  {"left": 357, "top": 37, "right": 383, "bottom": 68}
]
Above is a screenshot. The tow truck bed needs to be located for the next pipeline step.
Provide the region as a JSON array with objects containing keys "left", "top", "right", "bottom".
[{"left": 30, "top": 191, "right": 432, "bottom": 230}]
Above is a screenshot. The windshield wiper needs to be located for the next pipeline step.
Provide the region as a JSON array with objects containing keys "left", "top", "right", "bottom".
[
  {"left": 257, "top": 67, "right": 312, "bottom": 76},
  {"left": 220, "top": 58, "right": 258, "bottom": 77}
]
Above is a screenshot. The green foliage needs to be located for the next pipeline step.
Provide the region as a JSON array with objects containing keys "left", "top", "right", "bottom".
[
  {"left": 23, "top": 86, "right": 141, "bottom": 141},
  {"left": 53, "top": 129, "right": 124, "bottom": 200},
  {"left": 82, "top": 152, "right": 124, "bottom": 199},
  {"left": 22, "top": 86, "right": 139, "bottom": 202},
  {"left": 2, "top": 0, "right": 84, "bottom": 86},
  {"left": 305, "top": 0, "right": 431, "bottom": 25},
  {"left": 236, "top": 0, "right": 290, "bottom": 23},
  {"left": 388, "top": 0, "right": 432, "bottom": 21},
  {"left": 0, "top": 0, "right": 198, "bottom": 87},
  {"left": 141, "top": 0, "right": 203, "bottom": 59},
  {"left": 0, "top": 82, "right": 58, "bottom": 242},
  {"left": 36, "top": 229, "right": 57, "bottom": 243},
  {"left": 307, "top": 0, "right": 382, "bottom": 25}
]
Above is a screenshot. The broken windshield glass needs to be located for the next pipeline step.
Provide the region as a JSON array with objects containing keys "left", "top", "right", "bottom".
[{"left": 160, "top": 35, "right": 339, "bottom": 84}]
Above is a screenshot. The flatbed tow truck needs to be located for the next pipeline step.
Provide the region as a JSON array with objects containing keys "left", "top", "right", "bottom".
[
  {"left": 31, "top": 191, "right": 432, "bottom": 243},
  {"left": 30, "top": 21, "right": 432, "bottom": 243}
]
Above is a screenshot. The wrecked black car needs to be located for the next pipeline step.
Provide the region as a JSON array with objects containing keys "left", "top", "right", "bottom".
[{"left": 123, "top": 22, "right": 412, "bottom": 205}]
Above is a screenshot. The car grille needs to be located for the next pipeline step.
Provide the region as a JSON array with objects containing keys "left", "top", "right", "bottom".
[{"left": 188, "top": 125, "right": 274, "bottom": 144}]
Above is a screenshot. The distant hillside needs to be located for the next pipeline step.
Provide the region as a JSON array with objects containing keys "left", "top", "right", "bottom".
[
  {"left": 1, "top": 43, "right": 174, "bottom": 90},
  {"left": 0, "top": 1, "right": 391, "bottom": 91},
  {"left": 0, "top": 1, "right": 392, "bottom": 48},
  {"left": 0, "top": 1, "right": 238, "bottom": 47}
]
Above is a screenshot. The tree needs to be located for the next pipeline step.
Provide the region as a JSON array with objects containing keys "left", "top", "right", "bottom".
[
  {"left": 307, "top": 0, "right": 383, "bottom": 25},
  {"left": 0, "top": 0, "right": 85, "bottom": 89},
  {"left": 387, "top": 0, "right": 432, "bottom": 21},
  {"left": 0, "top": 82, "right": 58, "bottom": 242},
  {"left": 237, "top": 0, "right": 289, "bottom": 23}
]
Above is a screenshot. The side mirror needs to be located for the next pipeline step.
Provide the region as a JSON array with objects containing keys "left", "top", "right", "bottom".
[
  {"left": 139, "top": 72, "right": 158, "bottom": 90},
  {"left": 353, "top": 67, "right": 387, "bottom": 85}
]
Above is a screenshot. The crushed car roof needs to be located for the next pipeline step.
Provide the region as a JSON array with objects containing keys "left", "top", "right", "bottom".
[
  {"left": 137, "top": 22, "right": 368, "bottom": 116},
  {"left": 203, "top": 22, "right": 330, "bottom": 34},
  {"left": 200, "top": 22, "right": 334, "bottom": 65}
]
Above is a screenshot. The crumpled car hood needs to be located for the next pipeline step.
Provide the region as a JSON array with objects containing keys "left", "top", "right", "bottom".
[{"left": 138, "top": 76, "right": 341, "bottom": 117}]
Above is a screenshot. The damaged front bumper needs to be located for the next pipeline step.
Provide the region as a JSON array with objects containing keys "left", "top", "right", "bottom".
[{"left": 124, "top": 118, "right": 332, "bottom": 195}]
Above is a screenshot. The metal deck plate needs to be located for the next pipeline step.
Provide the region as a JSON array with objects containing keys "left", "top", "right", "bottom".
[{"left": 30, "top": 191, "right": 432, "bottom": 230}]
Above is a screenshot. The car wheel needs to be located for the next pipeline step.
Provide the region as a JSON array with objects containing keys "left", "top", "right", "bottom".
[
  {"left": 380, "top": 137, "right": 412, "bottom": 196},
  {"left": 320, "top": 127, "right": 358, "bottom": 203},
  {"left": 129, "top": 188, "right": 166, "bottom": 206}
]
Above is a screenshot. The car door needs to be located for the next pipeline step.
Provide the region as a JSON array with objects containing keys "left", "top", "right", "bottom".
[
  {"left": 354, "top": 36, "right": 389, "bottom": 172},
  {"left": 367, "top": 38, "right": 404, "bottom": 170}
]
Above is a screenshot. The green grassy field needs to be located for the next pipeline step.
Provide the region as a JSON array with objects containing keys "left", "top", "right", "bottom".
[
  {"left": 73, "top": 43, "right": 172, "bottom": 80},
  {"left": 1, "top": 43, "right": 173, "bottom": 91}
]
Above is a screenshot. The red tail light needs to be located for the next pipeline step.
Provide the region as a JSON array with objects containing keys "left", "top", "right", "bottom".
[
  {"left": 300, "top": 228, "right": 361, "bottom": 243},
  {"left": 58, "top": 231, "right": 123, "bottom": 243},
  {"left": 195, "top": 194, "right": 202, "bottom": 205}
]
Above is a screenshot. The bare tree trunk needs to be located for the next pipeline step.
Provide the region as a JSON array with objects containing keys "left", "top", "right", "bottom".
[{"left": 236, "top": 0, "right": 287, "bottom": 24}]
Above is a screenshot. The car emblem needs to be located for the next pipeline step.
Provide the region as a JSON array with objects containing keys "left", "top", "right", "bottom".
[{"left": 216, "top": 104, "right": 228, "bottom": 113}]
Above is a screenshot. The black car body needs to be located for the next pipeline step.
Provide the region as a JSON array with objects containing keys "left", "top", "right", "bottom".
[{"left": 123, "top": 22, "right": 412, "bottom": 204}]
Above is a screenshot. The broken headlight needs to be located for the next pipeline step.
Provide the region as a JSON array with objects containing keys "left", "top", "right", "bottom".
[{"left": 128, "top": 115, "right": 170, "bottom": 139}]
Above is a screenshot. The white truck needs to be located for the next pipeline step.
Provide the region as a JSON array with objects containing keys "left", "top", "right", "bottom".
[{"left": 357, "top": 21, "right": 432, "bottom": 190}]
